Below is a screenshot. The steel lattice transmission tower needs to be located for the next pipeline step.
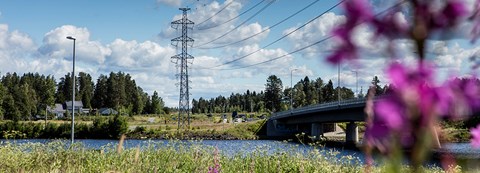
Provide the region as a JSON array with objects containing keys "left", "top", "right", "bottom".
[{"left": 171, "top": 8, "right": 194, "bottom": 130}]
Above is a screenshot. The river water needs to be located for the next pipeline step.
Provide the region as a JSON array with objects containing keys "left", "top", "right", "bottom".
[{"left": 1, "top": 139, "right": 479, "bottom": 166}]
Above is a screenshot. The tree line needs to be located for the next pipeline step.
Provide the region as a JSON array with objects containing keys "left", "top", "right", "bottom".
[
  {"left": 0, "top": 71, "right": 165, "bottom": 121},
  {"left": 192, "top": 75, "right": 388, "bottom": 114}
]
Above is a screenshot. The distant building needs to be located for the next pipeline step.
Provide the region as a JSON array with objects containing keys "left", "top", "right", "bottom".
[
  {"left": 64, "top": 101, "right": 85, "bottom": 114},
  {"left": 98, "top": 108, "right": 118, "bottom": 115},
  {"left": 47, "top": 104, "right": 66, "bottom": 119}
]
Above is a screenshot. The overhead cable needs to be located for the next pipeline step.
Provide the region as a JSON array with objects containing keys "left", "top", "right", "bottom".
[
  {"left": 196, "top": 1, "right": 235, "bottom": 27},
  {"left": 197, "top": 0, "right": 266, "bottom": 30},
  {"left": 194, "top": 0, "right": 275, "bottom": 48},
  {"left": 196, "top": 0, "right": 406, "bottom": 71},
  {"left": 197, "top": 0, "right": 321, "bottom": 49},
  {"left": 199, "top": 0, "right": 345, "bottom": 69}
]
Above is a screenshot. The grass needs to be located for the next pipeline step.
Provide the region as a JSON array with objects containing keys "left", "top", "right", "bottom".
[
  {"left": 8, "top": 113, "right": 265, "bottom": 140},
  {"left": 0, "top": 139, "right": 455, "bottom": 173}
]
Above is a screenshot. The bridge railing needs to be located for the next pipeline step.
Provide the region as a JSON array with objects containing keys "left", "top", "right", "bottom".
[{"left": 272, "top": 97, "right": 369, "bottom": 118}]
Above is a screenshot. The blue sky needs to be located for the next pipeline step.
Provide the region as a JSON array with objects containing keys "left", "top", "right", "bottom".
[{"left": 0, "top": 0, "right": 479, "bottom": 107}]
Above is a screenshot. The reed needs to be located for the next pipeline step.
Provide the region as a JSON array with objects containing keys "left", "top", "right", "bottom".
[{"left": 0, "top": 140, "right": 453, "bottom": 173}]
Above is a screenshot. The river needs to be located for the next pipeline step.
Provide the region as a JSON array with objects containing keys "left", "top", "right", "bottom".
[{"left": 1, "top": 139, "right": 479, "bottom": 167}]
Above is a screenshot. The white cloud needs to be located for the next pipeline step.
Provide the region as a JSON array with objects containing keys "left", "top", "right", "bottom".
[
  {"left": 156, "top": 0, "right": 182, "bottom": 7},
  {"left": 106, "top": 39, "right": 175, "bottom": 73},
  {"left": 38, "top": 25, "right": 111, "bottom": 65},
  {"left": 160, "top": 0, "right": 269, "bottom": 48},
  {"left": 230, "top": 44, "right": 293, "bottom": 72},
  {"left": 0, "top": 24, "right": 38, "bottom": 73}
]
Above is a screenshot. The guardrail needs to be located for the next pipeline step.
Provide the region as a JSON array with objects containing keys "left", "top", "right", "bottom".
[{"left": 272, "top": 97, "right": 370, "bottom": 118}]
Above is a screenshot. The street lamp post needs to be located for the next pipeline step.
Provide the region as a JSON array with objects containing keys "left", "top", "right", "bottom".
[
  {"left": 66, "top": 36, "right": 76, "bottom": 144},
  {"left": 351, "top": 70, "right": 358, "bottom": 96},
  {"left": 337, "top": 63, "right": 341, "bottom": 104},
  {"left": 290, "top": 69, "right": 297, "bottom": 110}
]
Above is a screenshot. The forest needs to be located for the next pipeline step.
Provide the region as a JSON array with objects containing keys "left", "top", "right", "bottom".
[
  {"left": 0, "top": 71, "right": 165, "bottom": 121},
  {"left": 0, "top": 71, "right": 387, "bottom": 121},
  {"left": 191, "top": 75, "right": 387, "bottom": 114}
]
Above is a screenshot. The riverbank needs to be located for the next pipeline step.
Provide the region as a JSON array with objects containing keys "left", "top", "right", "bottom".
[
  {"left": 0, "top": 114, "right": 472, "bottom": 143},
  {"left": 0, "top": 139, "right": 452, "bottom": 172}
]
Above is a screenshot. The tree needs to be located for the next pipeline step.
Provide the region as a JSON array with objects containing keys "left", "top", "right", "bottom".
[
  {"left": 293, "top": 82, "right": 306, "bottom": 107},
  {"left": 322, "top": 80, "right": 335, "bottom": 102},
  {"left": 314, "top": 77, "right": 324, "bottom": 103},
  {"left": 55, "top": 73, "right": 77, "bottom": 104},
  {"left": 150, "top": 91, "right": 164, "bottom": 114},
  {"left": 92, "top": 75, "right": 108, "bottom": 109},
  {"left": 339, "top": 87, "right": 355, "bottom": 100},
  {"left": 37, "top": 75, "right": 56, "bottom": 116},
  {"left": 371, "top": 76, "right": 383, "bottom": 96},
  {"left": 2, "top": 93, "right": 19, "bottom": 121},
  {"left": 78, "top": 72, "right": 94, "bottom": 109},
  {"left": 302, "top": 76, "right": 318, "bottom": 105},
  {"left": 264, "top": 75, "right": 283, "bottom": 112},
  {"left": 0, "top": 82, "right": 5, "bottom": 119},
  {"left": 132, "top": 86, "right": 147, "bottom": 115}
]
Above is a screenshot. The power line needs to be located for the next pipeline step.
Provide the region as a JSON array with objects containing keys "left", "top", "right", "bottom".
[
  {"left": 194, "top": 0, "right": 275, "bottom": 48},
  {"left": 195, "top": 0, "right": 235, "bottom": 27},
  {"left": 208, "top": 36, "right": 334, "bottom": 71},
  {"left": 197, "top": 0, "right": 406, "bottom": 71},
  {"left": 197, "top": 0, "right": 266, "bottom": 30},
  {"left": 197, "top": 0, "right": 321, "bottom": 50},
  {"left": 198, "top": 0, "right": 345, "bottom": 69}
]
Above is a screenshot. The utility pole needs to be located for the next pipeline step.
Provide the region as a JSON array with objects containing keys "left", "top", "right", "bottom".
[
  {"left": 351, "top": 70, "right": 358, "bottom": 96},
  {"left": 290, "top": 68, "right": 297, "bottom": 110},
  {"left": 171, "top": 8, "right": 194, "bottom": 130},
  {"left": 337, "top": 63, "right": 341, "bottom": 104}
]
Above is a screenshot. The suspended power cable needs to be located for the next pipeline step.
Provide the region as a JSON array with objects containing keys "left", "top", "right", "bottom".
[
  {"left": 197, "top": 0, "right": 321, "bottom": 49},
  {"left": 198, "top": 0, "right": 344, "bottom": 69},
  {"left": 197, "top": 0, "right": 266, "bottom": 30},
  {"left": 194, "top": 0, "right": 275, "bottom": 48},
  {"left": 195, "top": 0, "right": 406, "bottom": 71},
  {"left": 219, "top": 36, "right": 334, "bottom": 71},
  {"left": 196, "top": 0, "right": 235, "bottom": 27}
]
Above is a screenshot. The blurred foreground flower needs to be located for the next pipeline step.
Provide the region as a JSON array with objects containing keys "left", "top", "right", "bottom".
[
  {"left": 328, "top": 0, "right": 480, "bottom": 171},
  {"left": 471, "top": 124, "right": 480, "bottom": 148}
]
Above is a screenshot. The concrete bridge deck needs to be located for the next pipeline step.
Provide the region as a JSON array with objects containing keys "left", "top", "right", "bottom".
[{"left": 267, "top": 98, "right": 369, "bottom": 145}]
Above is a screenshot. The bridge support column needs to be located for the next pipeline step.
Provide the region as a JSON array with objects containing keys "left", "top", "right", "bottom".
[
  {"left": 311, "top": 123, "right": 323, "bottom": 141},
  {"left": 345, "top": 122, "right": 358, "bottom": 145}
]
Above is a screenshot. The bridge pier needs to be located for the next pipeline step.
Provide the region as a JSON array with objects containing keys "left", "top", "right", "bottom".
[
  {"left": 311, "top": 123, "right": 323, "bottom": 141},
  {"left": 345, "top": 122, "right": 358, "bottom": 145}
]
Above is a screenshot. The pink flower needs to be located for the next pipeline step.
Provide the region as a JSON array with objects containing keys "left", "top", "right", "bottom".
[
  {"left": 434, "top": 0, "right": 468, "bottom": 28},
  {"left": 374, "top": 98, "right": 405, "bottom": 131},
  {"left": 372, "top": 10, "right": 409, "bottom": 39},
  {"left": 326, "top": 0, "right": 373, "bottom": 64},
  {"left": 470, "top": 124, "right": 480, "bottom": 148}
]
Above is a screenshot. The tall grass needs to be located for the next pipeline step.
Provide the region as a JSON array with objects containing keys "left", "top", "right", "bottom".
[{"left": 0, "top": 140, "right": 452, "bottom": 173}]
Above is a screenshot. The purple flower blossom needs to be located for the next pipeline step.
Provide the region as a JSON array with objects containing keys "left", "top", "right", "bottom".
[
  {"left": 435, "top": 0, "right": 468, "bottom": 28},
  {"left": 326, "top": 0, "right": 373, "bottom": 64},
  {"left": 374, "top": 98, "right": 405, "bottom": 131},
  {"left": 366, "top": 62, "right": 440, "bottom": 149},
  {"left": 471, "top": 124, "right": 480, "bottom": 148},
  {"left": 208, "top": 147, "right": 221, "bottom": 173},
  {"left": 442, "top": 78, "right": 480, "bottom": 118}
]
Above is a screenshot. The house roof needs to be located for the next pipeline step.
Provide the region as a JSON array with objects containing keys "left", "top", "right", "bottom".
[
  {"left": 65, "top": 101, "right": 84, "bottom": 108},
  {"left": 47, "top": 104, "right": 65, "bottom": 113},
  {"left": 98, "top": 108, "right": 118, "bottom": 115}
]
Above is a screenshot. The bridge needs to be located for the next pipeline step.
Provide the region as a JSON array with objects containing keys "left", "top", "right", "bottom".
[{"left": 267, "top": 97, "right": 369, "bottom": 145}]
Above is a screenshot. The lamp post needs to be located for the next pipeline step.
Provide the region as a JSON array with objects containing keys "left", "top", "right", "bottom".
[
  {"left": 351, "top": 70, "right": 358, "bottom": 96},
  {"left": 337, "top": 63, "right": 341, "bottom": 104},
  {"left": 290, "top": 68, "right": 297, "bottom": 110},
  {"left": 66, "top": 36, "right": 76, "bottom": 144}
]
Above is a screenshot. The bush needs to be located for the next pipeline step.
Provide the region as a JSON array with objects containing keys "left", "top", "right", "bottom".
[{"left": 0, "top": 115, "right": 128, "bottom": 139}]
